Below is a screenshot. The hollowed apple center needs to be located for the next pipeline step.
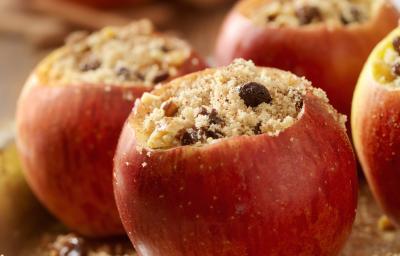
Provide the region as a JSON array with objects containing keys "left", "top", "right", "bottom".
[
  {"left": 36, "top": 20, "right": 192, "bottom": 87},
  {"left": 372, "top": 32, "right": 400, "bottom": 85},
  {"left": 241, "top": 0, "right": 376, "bottom": 27},
  {"left": 133, "top": 59, "right": 336, "bottom": 149}
]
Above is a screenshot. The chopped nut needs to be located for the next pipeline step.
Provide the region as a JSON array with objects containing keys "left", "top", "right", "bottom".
[
  {"left": 162, "top": 101, "right": 179, "bottom": 117},
  {"left": 239, "top": 82, "right": 273, "bottom": 108},
  {"left": 296, "top": 6, "right": 322, "bottom": 25}
]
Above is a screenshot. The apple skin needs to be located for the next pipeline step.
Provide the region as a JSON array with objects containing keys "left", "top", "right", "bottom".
[
  {"left": 16, "top": 53, "right": 206, "bottom": 237},
  {"left": 352, "top": 28, "right": 400, "bottom": 227},
  {"left": 215, "top": 0, "right": 399, "bottom": 116},
  {"left": 114, "top": 78, "right": 357, "bottom": 255}
]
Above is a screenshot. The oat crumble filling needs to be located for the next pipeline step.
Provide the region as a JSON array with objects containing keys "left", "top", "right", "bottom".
[
  {"left": 37, "top": 20, "right": 192, "bottom": 87},
  {"left": 134, "top": 59, "right": 344, "bottom": 149},
  {"left": 374, "top": 33, "right": 400, "bottom": 86},
  {"left": 244, "top": 0, "right": 378, "bottom": 27}
]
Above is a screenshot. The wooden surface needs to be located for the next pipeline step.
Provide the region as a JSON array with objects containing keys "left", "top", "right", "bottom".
[{"left": 2, "top": 1, "right": 400, "bottom": 255}]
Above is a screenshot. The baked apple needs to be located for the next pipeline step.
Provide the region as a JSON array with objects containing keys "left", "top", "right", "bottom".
[
  {"left": 16, "top": 20, "right": 206, "bottom": 237},
  {"left": 215, "top": 0, "right": 399, "bottom": 116},
  {"left": 114, "top": 59, "right": 357, "bottom": 255},
  {"left": 352, "top": 27, "right": 400, "bottom": 227}
]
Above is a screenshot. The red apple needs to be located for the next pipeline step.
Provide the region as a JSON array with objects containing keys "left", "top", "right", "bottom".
[
  {"left": 215, "top": 0, "right": 399, "bottom": 117},
  {"left": 114, "top": 67, "right": 357, "bottom": 255},
  {"left": 352, "top": 27, "right": 400, "bottom": 227},
  {"left": 16, "top": 33, "right": 206, "bottom": 236}
]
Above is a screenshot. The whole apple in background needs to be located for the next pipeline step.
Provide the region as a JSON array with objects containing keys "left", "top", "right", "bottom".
[
  {"left": 114, "top": 66, "right": 357, "bottom": 255},
  {"left": 16, "top": 23, "right": 207, "bottom": 237},
  {"left": 352, "top": 27, "right": 400, "bottom": 227},
  {"left": 215, "top": 0, "right": 399, "bottom": 117}
]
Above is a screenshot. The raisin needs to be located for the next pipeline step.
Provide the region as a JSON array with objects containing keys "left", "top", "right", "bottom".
[
  {"left": 267, "top": 14, "right": 277, "bottom": 22},
  {"left": 153, "top": 71, "right": 170, "bottom": 84},
  {"left": 202, "top": 128, "right": 224, "bottom": 139},
  {"left": 199, "top": 107, "right": 208, "bottom": 115},
  {"left": 392, "top": 62, "right": 400, "bottom": 77},
  {"left": 178, "top": 128, "right": 199, "bottom": 145},
  {"left": 254, "top": 122, "right": 262, "bottom": 135},
  {"left": 116, "top": 67, "right": 131, "bottom": 80},
  {"left": 295, "top": 100, "right": 304, "bottom": 111},
  {"left": 161, "top": 101, "right": 179, "bottom": 117},
  {"left": 208, "top": 109, "right": 223, "bottom": 125},
  {"left": 135, "top": 71, "right": 145, "bottom": 81},
  {"left": 161, "top": 45, "right": 172, "bottom": 52},
  {"left": 79, "top": 56, "right": 101, "bottom": 72},
  {"left": 341, "top": 7, "right": 362, "bottom": 25},
  {"left": 239, "top": 82, "right": 272, "bottom": 108},
  {"left": 393, "top": 37, "right": 400, "bottom": 54},
  {"left": 296, "top": 6, "right": 322, "bottom": 25}
]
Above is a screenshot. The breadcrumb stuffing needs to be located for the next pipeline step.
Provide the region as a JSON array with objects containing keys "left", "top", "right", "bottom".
[
  {"left": 37, "top": 20, "right": 191, "bottom": 87},
  {"left": 241, "top": 0, "right": 377, "bottom": 27},
  {"left": 134, "top": 59, "right": 344, "bottom": 149}
]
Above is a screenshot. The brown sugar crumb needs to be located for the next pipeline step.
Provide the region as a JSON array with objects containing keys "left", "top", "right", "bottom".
[
  {"left": 244, "top": 0, "right": 373, "bottom": 27},
  {"left": 134, "top": 59, "right": 344, "bottom": 149},
  {"left": 37, "top": 19, "right": 191, "bottom": 87}
]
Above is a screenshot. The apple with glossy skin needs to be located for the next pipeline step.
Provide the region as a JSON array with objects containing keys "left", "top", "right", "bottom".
[
  {"left": 114, "top": 68, "right": 358, "bottom": 255},
  {"left": 215, "top": 0, "right": 399, "bottom": 116},
  {"left": 16, "top": 49, "right": 206, "bottom": 237},
  {"left": 352, "top": 27, "right": 400, "bottom": 227}
]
